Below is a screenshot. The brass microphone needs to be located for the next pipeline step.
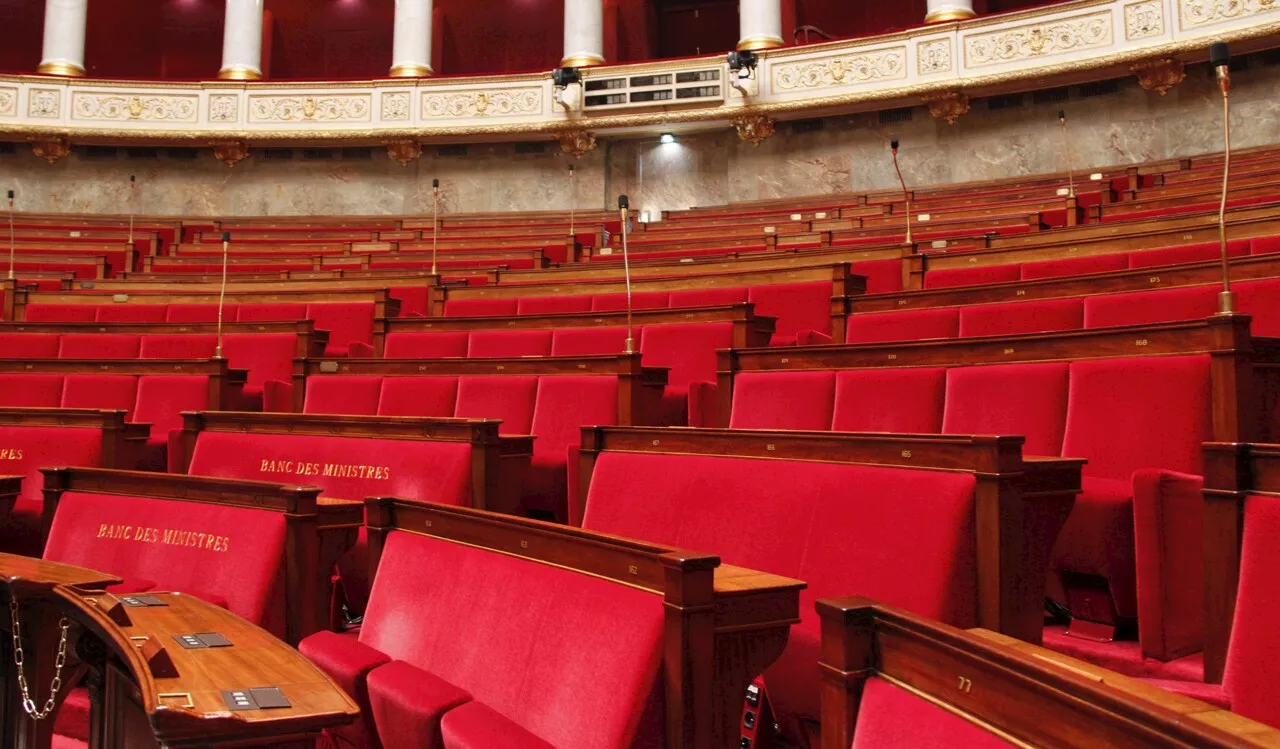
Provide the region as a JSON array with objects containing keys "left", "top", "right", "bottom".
[
  {"left": 890, "top": 139, "right": 912, "bottom": 246},
  {"left": 1058, "top": 110, "right": 1075, "bottom": 199},
  {"left": 6, "top": 189, "right": 13, "bottom": 282},
  {"left": 431, "top": 178, "right": 440, "bottom": 275},
  {"left": 128, "top": 174, "right": 137, "bottom": 245},
  {"left": 618, "top": 194, "right": 635, "bottom": 355},
  {"left": 1210, "top": 41, "right": 1234, "bottom": 314},
  {"left": 216, "top": 230, "right": 230, "bottom": 359},
  {"left": 567, "top": 163, "right": 576, "bottom": 241}
]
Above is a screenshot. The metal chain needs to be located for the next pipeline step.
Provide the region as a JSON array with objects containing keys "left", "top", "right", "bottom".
[{"left": 8, "top": 598, "right": 71, "bottom": 721}]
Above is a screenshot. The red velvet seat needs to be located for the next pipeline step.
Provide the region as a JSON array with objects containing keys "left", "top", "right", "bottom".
[
  {"left": 0, "top": 375, "right": 64, "bottom": 406},
  {"left": 0, "top": 425, "right": 106, "bottom": 558},
  {"left": 443, "top": 298, "right": 519, "bottom": 317},
  {"left": 95, "top": 305, "right": 167, "bottom": 323},
  {"left": 639, "top": 322, "right": 732, "bottom": 426},
  {"left": 454, "top": 376, "right": 537, "bottom": 434},
  {"left": 221, "top": 333, "right": 298, "bottom": 410},
  {"left": 138, "top": 334, "right": 217, "bottom": 359},
  {"left": 589, "top": 291, "right": 670, "bottom": 311},
  {"left": 1052, "top": 355, "right": 1211, "bottom": 658},
  {"left": 166, "top": 303, "right": 235, "bottom": 323},
  {"left": 1082, "top": 286, "right": 1219, "bottom": 328},
  {"left": 730, "top": 371, "right": 836, "bottom": 430},
  {"left": 132, "top": 375, "right": 211, "bottom": 468},
  {"left": 850, "top": 258, "right": 904, "bottom": 294},
  {"left": 0, "top": 333, "right": 59, "bottom": 359},
  {"left": 1234, "top": 278, "right": 1280, "bottom": 337},
  {"left": 516, "top": 295, "right": 594, "bottom": 315},
  {"left": 851, "top": 677, "right": 1014, "bottom": 748},
  {"left": 941, "top": 363, "right": 1070, "bottom": 456},
  {"left": 237, "top": 303, "right": 307, "bottom": 322},
  {"left": 24, "top": 305, "right": 97, "bottom": 322},
  {"left": 526, "top": 376, "right": 619, "bottom": 521},
  {"left": 550, "top": 327, "right": 630, "bottom": 356},
  {"left": 1252, "top": 235, "right": 1280, "bottom": 255},
  {"left": 57, "top": 334, "right": 140, "bottom": 360},
  {"left": 308, "top": 302, "right": 376, "bottom": 357},
  {"left": 1019, "top": 253, "right": 1130, "bottom": 280},
  {"left": 582, "top": 453, "right": 978, "bottom": 735},
  {"left": 667, "top": 286, "right": 747, "bottom": 308},
  {"left": 376, "top": 377, "right": 460, "bottom": 417},
  {"left": 832, "top": 367, "right": 945, "bottom": 433},
  {"left": 845, "top": 307, "right": 960, "bottom": 344},
  {"left": 61, "top": 375, "right": 137, "bottom": 412},
  {"left": 300, "top": 530, "right": 664, "bottom": 749},
  {"left": 383, "top": 331, "right": 470, "bottom": 358},
  {"left": 748, "top": 282, "right": 833, "bottom": 344},
  {"left": 924, "top": 264, "right": 1021, "bottom": 290},
  {"left": 466, "top": 329, "right": 553, "bottom": 358},
  {"left": 304, "top": 375, "right": 383, "bottom": 415},
  {"left": 958, "top": 298, "right": 1084, "bottom": 338},
  {"left": 1126, "top": 240, "right": 1250, "bottom": 269}
]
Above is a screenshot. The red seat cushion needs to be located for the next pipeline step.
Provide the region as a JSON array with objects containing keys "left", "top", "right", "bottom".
[
  {"left": 1082, "top": 286, "right": 1219, "bottom": 328},
  {"left": 377, "top": 377, "right": 460, "bottom": 417},
  {"left": 57, "top": 334, "right": 140, "bottom": 360},
  {"left": 298, "top": 630, "right": 391, "bottom": 749},
  {"left": 222, "top": 333, "right": 298, "bottom": 398},
  {"left": 359, "top": 531, "right": 664, "bottom": 748},
  {"left": 1019, "top": 253, "right": 1130, "bottom": 280},
  {"left": 132, "top": 375, "right": 210, "bottom": 444},
  {"left": 1051, "top": 476, "right": 1139, "bottom": 618},
  {"left": 0, "top": 333, "right": 59, "bottom": 359},
  {"left": 924, "top": 264, "right": 1021, "bottom": 290},
  {"left": 850, "top": 258, "right": 904, "bottom": 294},
  {"left": 1252, "top": 235, "right": 1280, "bottom": 255},
  {"left": 957, "top": 298, "right": 1084, "bottom": 338},
  {"left": 832, "top": 368, "right": 945, "bottom": 433},
  {"left": 95, "top": 305, "right": 167, "bottom": 323},
  {"left": 454, "top": 376, "right": 537, "bottom": 434},
  {"left": 589, "top": 292, "right": 670, "bottom": 311},
  {"left": 304, "top": 375, "right": 382, "bottom": 415},
  {"left": 551, "top": 327, "right": 630, "bottom": 356},
  {"left": 639, "top": 322, "right": 732, "bottom": 426},
  {"left": 0, "top": 425, "right": 106, "bottom": 557},
  {"left": 139, "top": 334, "right": 217, "bottom": 359},
  {"left": 941, "top": 363, "right": 1070, "bottom": 455},
  {"left": 384, "top": 332, "right": 470, "bottom": 358},
  {"left": 845, "top": 308, "right": 959, "bottom": 344},
  {"left": 1127, "top": 239, "right": 1250, "bottom": 269},
  {"left": 440, "top": 701, "right": 556, "bottom": 749},
  {"left": 852, "top": 677, "right": 1013, "bottom": 749},
  {"left": 730, "top": 371, "right": 835, "bottom": 430},
  {"left": 1235, "top": 277, "right": 1280, "bottom": 337},
  {"left": 516, "top": 295, "right": 594, "bottom": 315},
  {"left": 367, "top": 661, "right": 473, "bottom": 749},
  {"left": 443, "top": 298, "right": 518, "bottom": 317},
  {"left": 466, "top": 330, "right": 553, "bottom": 358},
  {"left": 24, "top": 304, "right": 96, "bottom": 322},
  {"left": 309, "top": 303, "right": 376, "bottom": 357},
  {"left": 748, "top": 282, "right": 833, "bottom": 342},
  {"left": 44, "top": 491, "right": 288, "bottom": 637},
  {"left": 1222, "top": 494, "right": 1280, "bottom": 728}
]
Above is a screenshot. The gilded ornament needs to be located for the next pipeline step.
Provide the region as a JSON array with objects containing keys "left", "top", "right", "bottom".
[
  {"left": 422, "top": 89, "right": 541, "bottom": 119},
  {"left": 1181, "top": 0, "right": 1280, "bottom": 26},
  {"left": 923, "top": 91, "right": 970, "bottom": 124},
  {"left": 27, "top": 89, "right": 60, "bottom": 119},
  {"left": 1130, "top": 58, "right": 1185, "bottom": 95},
  {"left": 733, "top": 114, "right": 776, "bottom": 145},
  {"left": 29, "top": 136, "right": 70, "bottom": 163},
  {"left": 965, "top": 13, "right": 1112, "bottom": 67},
  {"left": 302, "top": 97, "right": 318, "bottom": 119},
  {"left": 558, "top": 130, "right": 597, "bottom": 158},
  {"left": 0, "top": 88, "right": 16, "bottom": 117},
  {"left": 1124, "top": 1, "right": 1165, "bottom": 39},
  {"left": 773, "top": 49, "right": 907, "bottom": 90},
  {"left": 385, "top": 139, "right": 422, "bottom": 165},
  {"left": 917, "top": 40, "right": 953, "bottom": 75},
  {"left": 212, "top": 141, "right": 249, "bottom": 167},
  {"left": 127, "top": 97, "right": 143, "bottom": 119}
]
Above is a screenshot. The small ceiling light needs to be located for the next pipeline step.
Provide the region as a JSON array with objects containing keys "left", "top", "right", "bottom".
[{"left": 659, "top": 133, "right": 675, "bottom": 144}]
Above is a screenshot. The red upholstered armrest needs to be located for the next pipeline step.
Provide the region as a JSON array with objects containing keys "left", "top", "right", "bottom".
[
  {"left": 1133, "top": 469, "right": 1205, "bottom": 662},
  {"left": 566, "top": 446, "right": 584, "bottom": 527},
  {"left": 262, "top": 380, "right": 295, "bottom": 413},
  {"left": 300, "top": 630, "right": 391, "bottom": 704},
  {"left": 348, "top": 341, "right": 376, "bottom": 358},
  {"left": 687, "top": 381, "right": 718, "bottom": 429},
  {"left": 796, "top": 330, "right": 832, "bottom": 346}
]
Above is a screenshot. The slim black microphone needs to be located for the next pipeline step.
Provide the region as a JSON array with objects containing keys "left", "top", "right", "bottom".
[
  {"left": 6, "top": 190, "right": 11, "bottom": 201},
  {"left": 890, "top": 139, "right": 899, "bottom": 152},
  {"left": 618, "top": 194, "right": 629, "bottom": 210},
  {"left": 222, "top": 231, "right": 231, "bottom": 243},
  {"left": 432, "top": 178, "right": 439, "bottom": 189},
  {"left": 1210, "top": 41, "right": 1230, "bottom": 93},
  {"left": 889, "top": 140, "right": 910, "bottom": 245}
]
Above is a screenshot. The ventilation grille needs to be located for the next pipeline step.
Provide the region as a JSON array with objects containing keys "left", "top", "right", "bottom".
[
  {"left": 438, "top": 145, "right": 468, "bottom": 157},
  {"left": 986, "top": 93, "right": 1023, "bottom": 110},
  {"left": 301, "top": 148, "right": 334, "bottom": 160},
  {"left": 342, "top": 147, "right": 373, "bottom": 160},
  {"left": 1032, "top": 87, "right": 1069, "bottom": 105},
  {"left": 0, "top": 142, "right": 16, "bottom": 155},
  {"left": 262, "top": 148, "right": 293, "bottom": 160},
  {"left": 515, "top": 142, "right": 547, "bottom": 154},
  {"left": 167, "top": 148, "right": 198, "bottom": 160},
  {"left": 878, "top": 107, "right": 913, "bottom": 124},
  {"left": 83, "top": 146, "right": 118, "bottom": 159},
  {"left": 1078, "top": 79, "right": 1119, "bottom": 97},
  {"left": 791, "top": 118, "right": 825, "bottom": 133},
  {"left": 124, "top": 147, "right": 159, "bottom": 160}
]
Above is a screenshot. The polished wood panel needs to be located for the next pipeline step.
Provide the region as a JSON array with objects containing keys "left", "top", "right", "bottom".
[
  {"left": 13, "top": 288, "right": 401, "bottom": 325},
  {"left": 817, "top": 598, "right": 1280, "bottom": 749}
]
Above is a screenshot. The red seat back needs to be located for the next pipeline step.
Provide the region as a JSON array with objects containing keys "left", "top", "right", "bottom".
[
  {"left": 845, "top": 307, "right": 959, "bottom": 344},
  {"left": 668, "top": 286, "right": 747, "bottom": 308},
  {"left": 443, "top": 298, "right": 519, "bottom": 317},
  {"left": 958, "top": 298, "right": 1084, "bottom": 338},
  {"left": 924, "top": 264, "right": 1021, "bottom": 290},
  {"left": 516, "top": 295, "right": 594, "bottom": 315},
  {"left": 0, "top": 375, "right": 63, "bottom": 407},
  {"left": 748, "top": 282, "right": 833, "bottom": 342},
  {"left": 590, "top": 291, "right": 670, "bottom": 311},
  {"left": 304, "top": 375, "right": 382, "bottom": 415},
  {"left": 221, "top": 333, "right": 298, "bottom": 395},
  {"left": 0, "top": 333, "right": 59, "bottom": 359},
  {"left": 551, "top": 327, "right": 630, "bottom": 356},
  {"left": 133, "top": 376, "right": 211, "bottom": 443},
  {"left": 942, "top": 363, "right": 1070, "bottom": 456},
  {"left": 466, "top": 329, "right": 553, "bottom": 358},
  {"left": 57, "top": 334, "right": 140, "bottom": 360},
  {"left": 454, "top": 376, "right": 537, "bottom": 434},
  {"left": 639, "top": 322, "right": 731, "bottom": 396},
  {"left": 850, "top": 258, "right": 904, "bottom": 294},
  {"left": 1019, "top": 253, "right": 1129, "bottom": 280},
  {"left": 24, "top": 305, "right": 97, "bottom": 323},
  {"left": 730, "top": 371, "right": 835, "bottom": 430},
  {"left": 832, "top": 368, "right": 945, "bottom": 433},
  {"left": 1082, "top": 286, "right": 1219, "bottom": 328},
  {"left": 1127, "top": 240, "right": 1250, "bottom": 269},
  {"left": 852, "top": 677, "right": 1013, "bottom": 748},
  {"left": 383, "top": 331, "right": 469, "bottom": 358},
  {"left": 61, "top": 374, "right": 138, "bottom": 413},
  {"left": 139, "top": 334, "right": 218, "bottom": 359},
  {"left": 96, "top": 305, "right": 168, "bottom": 323},
  {"left": 237, "top": 303, "right": 307, "bottom": 322},
  {"left": 0, "top": 426, "right": 104, "bottom": 504},
  {"left": 1235, "top": 278, "right": 1280, "bottom": 337},
  {"left": 376, "top": 377, "right": 459, "bottom": 417},
  {"left": 1223, "top": 494, "right": 1280, "bottom": 728},
  {"left": 166, "top": 304, "right": 235, "bottom": 323},
  {"left": 306, "top": 303, "right": 375, "bottom": 357}
]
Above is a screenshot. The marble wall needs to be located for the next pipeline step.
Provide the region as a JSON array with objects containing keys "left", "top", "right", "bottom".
[{"left": 3, "top": 61, "right": 1279, "bottom": 220}]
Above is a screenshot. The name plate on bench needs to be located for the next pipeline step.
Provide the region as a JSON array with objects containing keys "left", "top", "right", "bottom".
[{"left": 222, "top": 687, "right": 292, "bottom": 711}]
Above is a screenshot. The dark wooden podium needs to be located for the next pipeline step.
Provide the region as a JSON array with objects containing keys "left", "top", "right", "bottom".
[{"left": 0, "top": 553, "right": 359, "bottom": 749}]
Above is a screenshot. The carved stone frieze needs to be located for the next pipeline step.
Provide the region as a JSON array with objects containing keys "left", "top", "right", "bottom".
[
  {"left": 965, "top": 13, "right": 1112, "bottom": 67},
  {"left": 923, "top": 91, "right": 970, "bottom": 124},
  {"left": 558, "top": 130, "right": 597, "bottom": 158},
  {"left": 71, "top": 93, "right": 198, "bottom": 122},
  {"left": 212, "top": 141, "right": 249, "bottom": 167},
  {"left": 1131, "top": 58, "right": 1186, "bottom": 95},
  {"left": 773, "top": 48, "right": 907, "bottom": 90},
  {"left": 248, "top": 95, "right": 371, "bottom": 123},
  {"left": 0, "top": 88, "right": 16, "bottom": 117},
  {"left": 29, "top": 136, "right": 70, "bottom": 163},
  {"left": 733, "top": 114, "right": 776, "bottom": 145},
  {"left": 385, "top": 139, "right": 422, "bottom": 165},
  {"left": 917, "top": 39, "right": 953, "bottom": 75},
  {"left": 1124, "top": 0, "right": 1166, "bottom": 39},
  {"left": 421, "top": 89, "right": 541, "bottom": 119},
  {"left": 381, "top": 92, "right": 411, "bottom": 121},
  {"left": 27, "top": 89, "right": 60, "bottom": 119},
  {"left": 1180, "top": 0, "right": 1280, "bottom": 27},
  {"left": 209, "top": 95, "right": 239, "bottom": 123}
]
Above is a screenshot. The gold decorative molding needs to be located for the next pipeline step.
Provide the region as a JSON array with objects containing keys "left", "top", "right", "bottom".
[
  {"left": 560, "top": 54, "right": 606, "bottom": 68},
  {"left": 559, "top": 130, "right": 597, "bottom": 158},
  {"left": 71, "top": 92, "right": 199, "bottom": 122},
  {"left": 385, "top": 139, "right": 422, "bottom": 165},
  {"left": 218, "top": 66, "right": 262, "bottom": 81},
  {"left": 923, "top": 91, "right": 971, "bottom": 124},
  {"left": 212, "top": 140, "right": 249, "bottom": 167},
  {"left": 1130, "top": 57, "right": 1186, "bottom": 95},
  {"left": 924, "top": 7, "right": 977, "bottom": 23},
  {"left": 249, "top": 94, "right": 372, "bottom": 123},
  {"left": 733, "top": 114, "right": 776, "bottom": 145},
  {"left": 388, "top": 63, "right": 433, "bottom": 78},
  {"left": 736, "top": 36, "right": 785, "bottom": 52},
  {"left": 965, "top": 11, "right": 1113, "bottom": 67},
  {"left": 1180, "top": 0, "right": 1280, "bottom": 28},
  {"left": 421, "top": 89, "right": 541, "bottom": 119},
  {"left": 773, "top": 47, "right": 908, "bottom": 91},
  {"left": 29, "top": 136, "right": 70, "bottom": 163},
  {"left": 35, "top": 61, "right": 85, "bottom": 77},
  {"left": 0, "top": 87, "right": 16, "bottom": 117}
]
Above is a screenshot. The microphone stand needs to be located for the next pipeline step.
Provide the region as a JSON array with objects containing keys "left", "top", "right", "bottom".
[
  {"left": 431, "top": 182, "right": 440, "bottom": 275},
  {"left": 568, "top": 164, "right": 576, "bottom": 241},
  {"left": 890, "top": 142, "right": 912, "bottom": 246},
  {"left": 216, "top": 231, "right": 230, "bottom": 359},
  {"left": 1215, "top": 57, "right": 1234, "bottom": 314},
  {"left": 7, "top": 192, "right": 14, "bottom": 281},
  {"left": 1058, "top": 112, "right": 1075, "bottom": 199},
  {"left": 128, "top": 175, "right": 137, "bottom": 246},
  {"left": 619, "top": 197, "right": 635, "bottom": 354}
]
